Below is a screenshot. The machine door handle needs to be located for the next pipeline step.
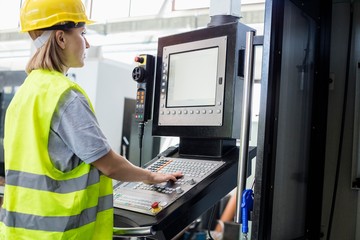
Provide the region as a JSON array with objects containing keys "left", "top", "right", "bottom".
[
  {"left": 113, "top": 226, "right": 155, "bottom": 237},
  {"left": 235, "top": 30, "right": 255, "bottom": 224}
]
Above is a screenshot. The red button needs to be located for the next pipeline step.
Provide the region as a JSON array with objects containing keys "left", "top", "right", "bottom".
[
  {"left": 134, "top": 56, "right": 144, "bottom": 63},
  {"left": 151, "top": 202, "right": 159, "bottom": 209}
]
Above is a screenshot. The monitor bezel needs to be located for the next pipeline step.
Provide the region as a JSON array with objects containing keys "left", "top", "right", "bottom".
[
  {"left": 152, "top": 22, "right": 250, "bottom": 140},
  {"left": 158, "top": 36, "right": 227, "bottom": 127}
]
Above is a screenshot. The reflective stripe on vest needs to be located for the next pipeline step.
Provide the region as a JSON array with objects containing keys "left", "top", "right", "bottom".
[
  {"left": 0, "top": 195, "right": 113, "bottom": 231},
  {"left": 0, "top": 69, "right": 113, "bottom": 239},
  {"left": 6, "top": 168, "right": 100, "bottom": 193}
]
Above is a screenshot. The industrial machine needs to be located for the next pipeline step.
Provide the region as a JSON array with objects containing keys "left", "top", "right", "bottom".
[
  {"left": 113, "top": 21, "right": 256, "bottom": 240},
  {"left": 0, "top": 71, "right": 26, "bottom": 177}
]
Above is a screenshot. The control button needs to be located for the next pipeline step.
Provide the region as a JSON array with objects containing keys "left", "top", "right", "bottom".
[
  {"left": 190, "top": 110, "right": 194, "bottom": 114},
  {"left": 160, "top": 111, "right": 164, "bottom": 115},
  {"left": 184, "top": 110, "right": 188, "bottom": 114},
  {"left": 172, "top": 111, "right": 176, "bottom": 115},
  {"left": 217, "top": 109, "right": 222, "bottom": 114},
  {"left": 209, "top": 110, "right": 213, "bottom": 114},
  {"left": 202, "top": 110, "right": 206, "bottom": 114},
  {"left": 187, "top": 179, "right": 196, "bottom": 185},
  {"left": 196, "top": 110, "right": 200, "bottom": 114},
  {"left": 218, "top": 102, "right": 222, "bottom": 106},
  {"left": 134, "top": 56, "right": 144, "bottom": 64},
  {"left": 175, "top": 187, "right": 184, "bottom": 194},
  {"left": 151, "top": 201, "right": 162, "bottom": 214},
  {"left": 178, "top": 110, "right": 182, "bottom": 114},
  {"left": 151, "top": 202, "right": 159, "bottom": 209}
]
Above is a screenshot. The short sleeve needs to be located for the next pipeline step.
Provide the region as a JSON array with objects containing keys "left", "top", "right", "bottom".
[{"left": 51, "top": 90, "right": 111, "bottom": 165}]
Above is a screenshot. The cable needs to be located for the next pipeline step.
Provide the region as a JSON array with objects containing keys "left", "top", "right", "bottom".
[
  {"left": 326, "top": 3, "right": 353, "bottom": 240},
  {"left": 138, "top": 122, "right": 145, "bottom": 167},
  {"left": 207, "top": 205, "right": 216, "bottom": 240}
]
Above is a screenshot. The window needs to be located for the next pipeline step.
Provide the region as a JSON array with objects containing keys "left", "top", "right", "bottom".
[
  {"left": 0, "top": 0, "right": 21, "bottom": 30},
  {"left": 91, "top": 0, "right": 130, "bottom": 21},
  {"left": 173, "top": 0, "right": 210, "bottom": 10}
]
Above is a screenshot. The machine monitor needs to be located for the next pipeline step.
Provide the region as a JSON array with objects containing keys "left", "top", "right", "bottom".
[
  {"left": 152, "top": 23, "right": 246, "bottom": 142},
  {"left": 159, "top": 36, "right": 227, "bottom": 127}
]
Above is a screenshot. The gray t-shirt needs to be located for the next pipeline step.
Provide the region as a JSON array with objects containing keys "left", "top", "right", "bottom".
[{"left": 48, "top": 90, "right": 111, "bottom": 172}]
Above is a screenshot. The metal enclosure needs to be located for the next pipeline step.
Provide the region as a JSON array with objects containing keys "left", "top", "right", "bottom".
[
  {"left": 152, "top": 22, "right": 253, "bottom": 140},
  {"left": 252, "top": 0, "right": 331, "bottom": 239}
]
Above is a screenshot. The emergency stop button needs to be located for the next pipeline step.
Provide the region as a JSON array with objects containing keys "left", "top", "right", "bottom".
[
  {"left": 151, "top": 201, "right": 162, "bottom": 214},
  {"left": 134, "top": 56, "right": 145, "bottom": 64}
]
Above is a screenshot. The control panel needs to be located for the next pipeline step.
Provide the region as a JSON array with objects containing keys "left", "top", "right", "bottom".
[
  {"left": 132, "top": 54, "right": 155, "bottom": 122},
  {"left": 113, "top": 156, "right": 224, "bottom": 215}
]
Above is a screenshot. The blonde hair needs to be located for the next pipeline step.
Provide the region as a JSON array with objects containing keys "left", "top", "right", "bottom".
[{"left": 26, "top": 30, "right": 67, "bottom": 74}]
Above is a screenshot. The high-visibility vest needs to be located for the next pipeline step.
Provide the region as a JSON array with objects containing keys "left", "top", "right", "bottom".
[{"left": 0, "top": 69, "right": 113, "bottom": 240}]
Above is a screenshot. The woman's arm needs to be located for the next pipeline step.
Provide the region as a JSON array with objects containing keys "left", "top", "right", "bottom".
[{"left": 92, "top": 149, "right": 182, "bottom": 184}]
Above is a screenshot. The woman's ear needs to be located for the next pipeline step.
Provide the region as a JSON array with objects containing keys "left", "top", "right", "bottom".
[{"left": 55, "top": 30, "right": 66, "bottom": 49}]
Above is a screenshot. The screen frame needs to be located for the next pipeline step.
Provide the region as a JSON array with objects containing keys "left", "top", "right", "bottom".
[
  {"left": 158, "top": 36, "right": 227, "bottom": 127},
  {"left": 152, "top": 22, "right": 252, "bottom": 139}
]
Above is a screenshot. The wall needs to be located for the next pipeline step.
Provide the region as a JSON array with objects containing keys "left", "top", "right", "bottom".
[{"left": 68, "top": 58, "right": 137, "bottom": 153}]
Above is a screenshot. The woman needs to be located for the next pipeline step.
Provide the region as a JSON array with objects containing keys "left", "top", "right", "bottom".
[{"left": 0, "top": 0, "right": 182, "bottom": 239}]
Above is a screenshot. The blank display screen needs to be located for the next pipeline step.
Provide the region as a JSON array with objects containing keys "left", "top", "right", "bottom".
[{"left": 167, "top": 47, "right": 219, "bottom": 107}]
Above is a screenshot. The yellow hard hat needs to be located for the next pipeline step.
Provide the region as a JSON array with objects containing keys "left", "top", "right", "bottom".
[{"left": 20, "top": 0, "right": 94, "bottom": 32}]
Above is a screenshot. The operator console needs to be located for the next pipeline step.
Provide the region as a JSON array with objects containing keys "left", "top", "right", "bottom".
[
  {"left": 113, "top": 21, "right": 255, "bottom": 240},
  {"left": 113, "top": 157, "right": 224, "bottom": 215}
]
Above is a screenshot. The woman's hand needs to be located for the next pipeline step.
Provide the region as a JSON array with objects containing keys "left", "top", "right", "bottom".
[
  {"left": 93, "top": 150, "right": 183, "bottom": 184},
  {"left": 144, "top": 171, "right": 183, "bottom": 185}
]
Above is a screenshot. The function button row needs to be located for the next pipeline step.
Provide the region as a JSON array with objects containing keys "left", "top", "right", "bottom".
[{"left": 160, "top": 109, "right": 222, "bottom": 115}]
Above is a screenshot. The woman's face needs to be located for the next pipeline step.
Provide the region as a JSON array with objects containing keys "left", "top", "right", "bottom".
[{"left": 62, "top": 27, "right": 90, "bottom": 70}]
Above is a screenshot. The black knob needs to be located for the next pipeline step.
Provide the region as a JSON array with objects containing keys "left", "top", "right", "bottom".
[{"left": 132, "top": 67, "right": 146, "bottom": 82}]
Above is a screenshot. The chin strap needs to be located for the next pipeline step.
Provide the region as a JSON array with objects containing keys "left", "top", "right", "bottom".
[{"left": 33, "top": 31, "right": 53, "bottom": 49}]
